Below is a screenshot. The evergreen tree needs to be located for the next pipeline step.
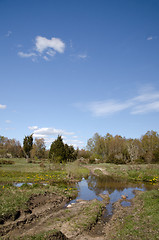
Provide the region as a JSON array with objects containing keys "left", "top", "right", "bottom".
[
  {"left": 49, "top": 135, "right": 66, "bottom": 162},
  {"left": 23, "top": 134, "right": 33, "bottom": 158},
  {"left": 64, "top": 144, "right": 77, "bottom": 161}
]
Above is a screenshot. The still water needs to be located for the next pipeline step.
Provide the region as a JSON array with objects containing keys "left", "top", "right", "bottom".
[{"left": 69, "top": 174, "right": 154, "bottom": 218}]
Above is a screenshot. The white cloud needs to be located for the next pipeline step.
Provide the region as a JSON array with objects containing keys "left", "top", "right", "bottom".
[
  {"left": 33, "top": 127, "right": 74, "bottom": 136},
  {"left": 63, "top": 139, "right": 84, "bottom": 148},
  {"left": 18, "top": 52, "right": 37, "bottom": 58},
  {"left": 88, "top": 100, "right": 132, "bottom": 117},
  {"left": 35, "top": 36, "right": 65, "bottom": 53},
  {"left": 33, "top": 133, "right": 47, "bottom": 138},
  {"left": 147, "top": 36, "right": 153, "bottom": 41},
  {"left": 28, "top": 126, "right": 38, "bottom": 130},
  {"left": 18, "top": 36, "right": 65, "bottom": 61},
  {"left": 5, "top": 31, "right": 12, "bottom": 37},
  {"left": 146, "top": 36, "right": 158, "bottom": 41},
  {"left": 5, "top": 120, "right": 11, "bottom": 124},
  {"left": 76, "top": 86, "right": 159, "bottom": 117},
  {"left": 132, "top": 101, "right": 159, "bottom": 114},
  {"left": 46, "top": 49, "right": 56, "bottom": 57},
  {"left": 0, "top": 104, "right": 6, "bottom": 109},
  {"left": 78, "top": 54, "right": 87, "bottom": 59},
  {"left": 43, "top": 56, "right": 49, "bottom": 61}
]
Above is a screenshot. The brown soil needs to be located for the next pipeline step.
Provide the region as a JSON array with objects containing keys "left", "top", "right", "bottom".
[
  {"left": 0, "top": 190, "right": 143, "bottom": 240},
  {"left": 0, "top": 192, "right": 67, "bottom": 239},
  {"left": 75, "top": 191, "right": 143, "bottom": 240}
]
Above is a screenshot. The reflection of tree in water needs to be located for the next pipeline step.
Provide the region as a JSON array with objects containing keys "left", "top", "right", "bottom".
[{"left": 86, "top": 174, "right": 146, "bottom": 195}]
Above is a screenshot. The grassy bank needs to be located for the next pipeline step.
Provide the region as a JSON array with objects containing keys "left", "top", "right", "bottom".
[
  {"left": 88, "top": 163, "right": 159, "bottom": 183},
  {"left": 112, "top": 189, "right": 159, "bottom": 239}
]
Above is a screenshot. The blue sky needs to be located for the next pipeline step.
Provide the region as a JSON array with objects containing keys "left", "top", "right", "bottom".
[{"left": 0, "top": 0, "right": 159, "bottom": 149}]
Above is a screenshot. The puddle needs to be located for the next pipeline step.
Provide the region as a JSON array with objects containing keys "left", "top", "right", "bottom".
[
  {"left": 13, "top": 182, "right": 33, "bottom": 187},
  {"left": 69, "top": 175, "right": 155, "bottom": 221},
  {"left": 121, "top": 201, "right": 131, "bottom": 207},
  {"left": 13, "top": 182, "right": 48, "bottom": 187}
]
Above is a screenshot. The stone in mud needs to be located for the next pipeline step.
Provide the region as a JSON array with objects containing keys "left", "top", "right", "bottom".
[{"left": 121, "top": 195, "right": 128, "bottom": 200}]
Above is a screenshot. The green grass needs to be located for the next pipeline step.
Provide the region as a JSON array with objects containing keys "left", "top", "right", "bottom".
[
  {"left": 113, "top": 189, "right": 159, "bottom": 239},
  {"left": 88, "top": 163, "right": 159, "bottom": 183},
  {"left": 0, "top": 183, "right": 77, "bottom": 222},
  {"left": 0, "top": 158, "right": 79, "bottom": 222},
  {"left": 65, "top": 161, "right": 90, "bottom": 180},
  {"left": 0, "top": 169, "right": 68, "bottom": 184},
  {"left": 0, "top": 158, "right": 90, "bottom": 184},
  {"left": 0, "top": 158, "right": 90, "bottom": 222},
  {"left": 0, "top": 158, "right": 42, "bottom": 172}
]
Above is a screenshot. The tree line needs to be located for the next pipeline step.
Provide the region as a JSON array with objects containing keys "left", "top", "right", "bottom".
[
  {"left": 86, "top": 130, "right": 159, "bottom": 164},
  {"left": 0, "top": 134, "right": 77, "bottom": 162},
  {"left": 1, "top": 130, "right": 159, "bottom": 164}
]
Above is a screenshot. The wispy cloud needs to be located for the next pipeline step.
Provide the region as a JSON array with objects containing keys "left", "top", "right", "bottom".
[
  {"left": 87, "top": 100, "right": 132, "bottom": 117},
  {"left": 28, "top": 126, "right": 38, "bottom": 130},
  {"left": 5, "top": 120, "right": 11, "bottom": 124},
  {"left": 18, "top": 52, "right": 37, "bottom": 58},
  {"left": 146, "top": 36, "right": 158, "bottom": 41},
  {"left": 18, "top": 35, "right": 65, "bottom": 61},
  {"left": 147, "top": 36, "right": 153, "bottom": 41},
  {"left": 78, "top": 54, "right": 87, "bottom": 59},
  {"left": 76, "top": 86, "right": 159, "bottom": 117},
  {"left": 5, "top": 31, "right": 12, "bottom": 37},
  {"left": 0, "top": 104, "right": 7, "bottom": 109},
  {"left": 43, "top": 56, "right": 49, "bottom": 61},
  {"left": 131, "top": 101, "right": 159, "bottom": 114}
]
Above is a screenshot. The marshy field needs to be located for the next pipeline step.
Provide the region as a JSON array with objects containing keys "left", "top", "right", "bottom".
[{"left": 0, "top": 158, "right": 159, "bottom": 239}]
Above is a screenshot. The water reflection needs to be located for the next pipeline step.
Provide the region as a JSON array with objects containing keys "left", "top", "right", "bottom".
[
  {"left": 121, "top": 201, "right": 131, "bottom": 207},
  {"left": 70, "top": 174, "right": 155, "bottom": 218}
]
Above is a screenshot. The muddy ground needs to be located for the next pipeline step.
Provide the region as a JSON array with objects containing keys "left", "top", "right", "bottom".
[{"left": 0, "top": 188, "right": 144, "bottom": 240}]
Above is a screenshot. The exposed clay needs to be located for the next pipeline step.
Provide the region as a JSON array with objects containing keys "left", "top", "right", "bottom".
[
  {"left": 0, "top": 192, "right": 67, "bottom": 239},
  {"left": 0, "top": 189, "right": 145, "bottom": 240},
  {"left": 0, "top": 192, "right": 107, "bottom": 240}
]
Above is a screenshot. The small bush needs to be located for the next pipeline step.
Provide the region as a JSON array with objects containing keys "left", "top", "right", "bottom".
[{"left": 0, "top": 159, "right": 14, "bottom": 165}]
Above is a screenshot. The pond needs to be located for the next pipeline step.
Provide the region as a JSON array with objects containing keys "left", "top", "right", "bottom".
[{"left": 69, "top": 174, "right": 155, "bottom": 220}]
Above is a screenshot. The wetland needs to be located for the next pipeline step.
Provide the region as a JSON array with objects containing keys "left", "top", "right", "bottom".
[{"left": 0, "top": 159, "right": 159, "bottom": 239}]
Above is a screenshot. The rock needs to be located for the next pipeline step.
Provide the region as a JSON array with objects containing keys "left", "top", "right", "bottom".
[
  {"left": 121, "top": 195, "right": 127, "bottom": 200},
  {"left": 67, "top": 204, "right": 72, "bottom": 208}
]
